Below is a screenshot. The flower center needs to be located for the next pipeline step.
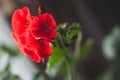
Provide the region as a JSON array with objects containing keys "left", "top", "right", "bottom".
[{"left": 44, "top": 25, "right": 50, "bottom": 31}]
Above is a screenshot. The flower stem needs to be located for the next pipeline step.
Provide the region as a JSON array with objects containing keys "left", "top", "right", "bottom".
[
  {"left": 59, "top": 35, "right": 65, "bottom": 48},
  {"left": 59, "top": 34, "right": 74, "bottom": 80},
  {"left": 65, "top": 55, "right": 74, "bottom": 80}
]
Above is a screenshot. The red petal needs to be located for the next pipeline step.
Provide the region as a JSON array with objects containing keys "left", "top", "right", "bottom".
[
  {"left": 12, "top": 32, "right": 25, "bottom": 52},
  {"left": 23, "top": 33, "right": 52, "bottom": 59},
  {"left": 42, "top": 13, "right": 56, "bottom": 29},
  {"left": 37, "top": 40, "right": 52, "bottom": 58},
  {"left": 12, "top": 7, "right": 32, "bottom": 35},
  {"left": 24, "top": 47, "right": 43, "bottom": 62}
]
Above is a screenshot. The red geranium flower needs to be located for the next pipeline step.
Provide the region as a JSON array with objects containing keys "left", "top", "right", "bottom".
[
  {"left": 31, "top": 13, "right": 56, "bottom": 42},
  {"left": 11, "top": 6, "right": 56, "bottom": 62}
]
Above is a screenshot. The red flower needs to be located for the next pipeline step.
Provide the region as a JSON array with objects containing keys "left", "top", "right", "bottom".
[
  {"left": 11, "top": 6, "right": 56, "bottom": 62},
  {"left": 31, "top": 13, "right": 56, "bottom": 41}
]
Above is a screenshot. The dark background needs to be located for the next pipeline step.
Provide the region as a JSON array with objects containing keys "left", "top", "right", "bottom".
[{"left": 1, "top": 0, "right": 120, "bottom": 80}]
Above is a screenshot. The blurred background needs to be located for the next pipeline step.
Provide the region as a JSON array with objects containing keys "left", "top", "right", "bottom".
[{"left": 0, "top": 0, "right": 120, "bottom": 80}]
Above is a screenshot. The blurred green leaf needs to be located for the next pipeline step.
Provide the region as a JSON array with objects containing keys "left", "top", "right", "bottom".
[
  {"left": 102, "top": 26, "right": 120, "bottom": 61},
  {"left": 57, "top": 23, "right": 80, "bottom": 46},
  {"left": 64, "top": 23, "right": 80, "bottom": 46},
  {"left": 46, "top": 46, "right": 67, "bottom": 75},
  {"left": 99, "top": 69, "right": 114, "bottom": 80},
  {"left": 46, "top": 23, "right": 81, "bottom": 78},
  {"left": 79, "top": 39, "right": 93, "bottom": 59},
  {"left": 73, "top": 32, "right": 82, "bottom": 61},
  {"left": 0, "top": 44, "right": 19, "bottom": 56},
  {"left": 67, "top": 23, "right": 80, "bottom": 38},
  {"left": 112, "top": 27, "right": 120, "bottom": 57},
  {"left": 12, "top": 75, "right": 21, "bottom": 80},
  {"left": 46, "top": 23, "right": 80, "bottom": 73},
  {"left": 32, "top": 72, "right": 44, "bottom": 80},
  {"left": 102, "top": 25, "right": 120, "bottom": 80},
  {"left": 102, "top": 35, "right": 116, "bottom": 60},
  {"left": 0, "top": 63, "right": 21, "bottom": 80}
]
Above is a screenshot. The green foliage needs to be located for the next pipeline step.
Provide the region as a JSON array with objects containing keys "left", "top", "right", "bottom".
[
  {"left": 73, "top": 32, "right": 93, "bottom": 63},
  {"left": 99, "top": 69, "right": 114, "bottom": 80},
  {"left": 46, "top": 23, "right": 93, "bottom": 80},
  {"left": 46, "top": 23, "right": 81, "bottom": 77},
  {"left": 79, "top": 39, "right": 93, "bottom": 59},
  {"left": 0, "top": 44, "right": 20, "bottom": 80},
  {"left": 0, "top": 44, "right": 19, "bottom": 56},
  {"left": 102, "top": 25, "right": 120, "bottom": 80},
  {"left": 32, "top": 72, "right": 44, "bottom": 80},
  {"left": 0, "top": 63, "right": 21, "bottom": 80},
  {"left": 57, "top": 23, "right": 80, "bottom": 46},
  {"left": 46, "top": 42, "right": 67, "bottom": 76},
  {"left": 47, "top": 46, "right": 67, "bottom": 70},
  {"left": 103, "top": 25, "right": 120, "bottom": 61}
]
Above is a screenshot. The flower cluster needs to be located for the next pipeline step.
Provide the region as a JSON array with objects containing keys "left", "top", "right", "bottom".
[{"left": 11, "top": 7, "right": 56, "bottom": 62}]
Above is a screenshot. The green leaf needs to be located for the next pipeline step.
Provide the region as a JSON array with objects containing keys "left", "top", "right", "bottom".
[
  {"left": 56, "top": 23, "right": 80, "bottom": 46},
  {"left": 12, "top": 75, "right": 21, "bottom": 80},
  {"left": 46, "top": 46, "right": 67, "bottom": 75},
  {"left": 0, "top": 63, "right": 21, "bottom": 80},
  {"left": 64, "top": 23, "right": 80, "bottom": 46},
  {"left": 67, "top": 23, "right": 80, "bottom": 39},
  {"left": 73, "top": 32, "right": 82, "bottom": 60},
  {"left": 0, "top": 44, "right": 19, "bottom": 56},
  {"left": 32, "top": 72, "right": 44, "bottom": 80},
  {"left": 79, "top": 39, "right": 93, "bottom": 59}
]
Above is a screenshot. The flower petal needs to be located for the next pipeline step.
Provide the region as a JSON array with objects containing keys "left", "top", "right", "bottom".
[
  {"left": 24, "top": 47, "right": 44, "bottom": 62},
  {"left": 12, "top": 32, "right": 25, "bottom": 52},
  {"left": 42, "top": 13, "right": 56, "bottom": 29},
  {"left": 37, "top": 39, "right": 52, "bottom": 58},
  {"left": 12, "top": 7, "right": 32, "bottom": 35},
  {"left": 31, "top": 13, "right": 56, "bottom": 40}
]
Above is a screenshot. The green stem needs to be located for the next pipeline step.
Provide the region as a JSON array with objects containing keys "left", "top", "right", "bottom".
[
  {"left": 59, "top": 34, "right": 74, "bottom": 80},
  {"left": 65, "top": 55, "right": 74, "bottom": 80},
  {"left": 59, "top": 35, "right": 66, "bottom": 48}
]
